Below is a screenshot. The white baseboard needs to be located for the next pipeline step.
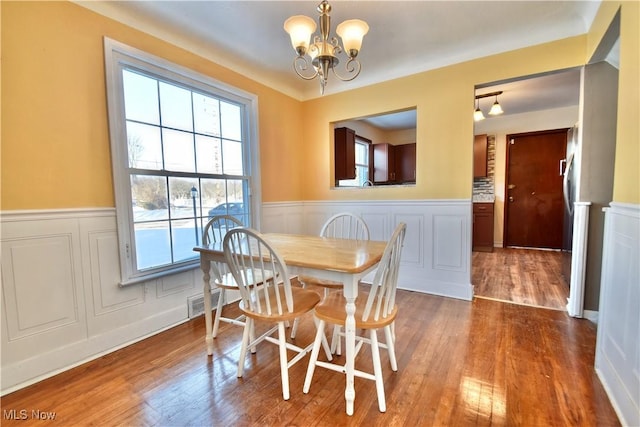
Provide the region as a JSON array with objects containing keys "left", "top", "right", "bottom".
[{"left": 583, "top": 309, "right": 598, "bottom": 324}]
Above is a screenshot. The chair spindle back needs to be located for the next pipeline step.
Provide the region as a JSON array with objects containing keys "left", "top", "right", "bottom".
[
  {"left": 362, "top": 222, "right": 406, "bottom": 322},
  {"left": 223, "top": 228, "right": 293, "bottom": 317},
  {"left": 320, "top": 213, "right": 370, "bottom": 241}
]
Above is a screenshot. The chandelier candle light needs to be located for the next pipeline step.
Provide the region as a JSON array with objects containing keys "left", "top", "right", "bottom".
[{"left": 284, "top": 0, "right": 369, "bottom": 95}]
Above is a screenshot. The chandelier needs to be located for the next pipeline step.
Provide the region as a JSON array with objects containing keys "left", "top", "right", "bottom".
[{"left": 284, "top": 0, "right": 369, "bottom": 95}]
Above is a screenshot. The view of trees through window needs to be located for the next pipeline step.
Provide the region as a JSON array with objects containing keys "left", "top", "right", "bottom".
[{"left": 122, "top": 68, "right": 248, "bottom": 271}]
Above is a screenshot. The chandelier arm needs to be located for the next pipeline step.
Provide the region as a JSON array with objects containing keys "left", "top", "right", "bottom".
[
  {"left": 293, "top": 56, "right": 320, "bottom": 81},
  {"left": 331, "top": 57, "right": 362, "bottom": 82}
]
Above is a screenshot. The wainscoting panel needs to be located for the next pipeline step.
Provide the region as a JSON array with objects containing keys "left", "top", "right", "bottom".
[
  {"left": 4, "top": 235, "right": 81, "bottom": 337},
  {"left": 393, "top": 213, "right": 423, "bottom": 266},
  {"left": 264, "top": 199, "right": 474, "bottom": 300},
  {"left": 1, "top": 210, "right": 201, "bottom": 394},
  {"left": 1, "top": 217, "right": 88, "bottom": 366},
  {"left": 261, "top": 202, "right": 304, "bottom": 233},
  {"left": 156, "top": 269, "right": 196, "bottom": 298},
  {"left": 88, "top": 230, "right": 144, "bottom": 315},
  {"left": 595, "top": 203, "right": 640, "bottom": 426}
]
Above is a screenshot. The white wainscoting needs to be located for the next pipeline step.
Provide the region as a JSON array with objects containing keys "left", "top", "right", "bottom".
[
  {"left": 595, "top": 202, "right": 640, "bottom": 426},
  {"left": 1, "top": 209, "right": 202, "bottom": 394},
  {"left": 1, "top": 200, "right": 473, "bottom": 394},
  {"left": 263, "top": 199, "right": 474, "bottom": 300}
]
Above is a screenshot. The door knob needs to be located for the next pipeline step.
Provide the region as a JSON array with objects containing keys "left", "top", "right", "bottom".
[{"left": 509, "top": 196, "right": 514, "bottom": 202}]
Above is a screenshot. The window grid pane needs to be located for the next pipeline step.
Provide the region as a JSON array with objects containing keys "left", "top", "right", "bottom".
[{"left": 123, "top": 67, "right": 248, "bottom": 272}]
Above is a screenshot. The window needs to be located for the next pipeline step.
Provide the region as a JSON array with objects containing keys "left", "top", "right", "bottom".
[
  {"left": 338, "top": 137, "right": 371, "bottom": 187},
  {"left": 104, "top": 38, "right": 260, "bottom": 285}
]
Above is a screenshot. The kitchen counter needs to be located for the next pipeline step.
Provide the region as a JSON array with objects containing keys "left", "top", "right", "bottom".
[{"left": 473, "top": 194, "right": 495, "bottom": 203}]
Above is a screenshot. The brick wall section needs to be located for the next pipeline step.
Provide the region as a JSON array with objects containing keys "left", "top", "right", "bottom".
[{"left": 473, "top": 135, "right": 495, "bottom": 199}]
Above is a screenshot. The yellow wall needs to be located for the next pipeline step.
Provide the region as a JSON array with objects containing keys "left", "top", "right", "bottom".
[
  {"left": 588, "top": 1, "right": 640, "bottom": 204},
  {"left": 2, "top": 1, "right": 638, "bottom": 210},
  {"left": 300, "top": 37, "right": 587, "bottom": 200},
  {"left": 1, "top": 1, "right": 304, "bottom": 209}
]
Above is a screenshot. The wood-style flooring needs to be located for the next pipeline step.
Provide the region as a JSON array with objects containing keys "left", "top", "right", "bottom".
[
  {"left": 472, "top": 248, "right": 570, "bottom": 310},
  {"left": 1, "top": 289, "right": 618, "bottom": 426}
]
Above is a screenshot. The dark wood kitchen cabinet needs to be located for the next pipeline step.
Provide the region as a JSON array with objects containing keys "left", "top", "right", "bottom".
[
  {"left": 395, "top": 143, "right": 416, "bottom": 183},
  {"left": 473, "top": 202, "right": 494, "bottom": 252},
  {"left": 474, "top": 134, "right": 488, "bottom": 178},
  {"left": 373, "top": 143, "right": 396, "bottom": 183},
  {"left": 334, "top": 127, "right": 356, "bottom": 182}
]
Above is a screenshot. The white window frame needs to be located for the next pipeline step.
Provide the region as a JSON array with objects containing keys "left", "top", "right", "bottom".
[
  {"left": 104, "top": 38, "right": 261, "bottom": 286},
  {"left": 338, "top": 137, "right": 371, "bottom": 187}
]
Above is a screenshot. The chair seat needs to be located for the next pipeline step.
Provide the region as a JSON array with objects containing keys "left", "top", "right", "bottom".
[
  {"left": 298, "top": 274, "right": 343, "bottom": 289},
  {"left": 314, "top": 291, "right": 397, "bottom": 330},
  {"left": 215, "top": 270, "right": 279, "bottom": 290},
  {"left": 239, "top": 287, "right": 321, "bottom": 322}
]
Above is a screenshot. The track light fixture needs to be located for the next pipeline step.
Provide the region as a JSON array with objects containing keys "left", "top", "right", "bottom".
[
  {"left": 474, "top": 91, "right": 504, "bottom": 121},
  {"left": 474, "top": 97, "right": 485, "bottom": 121}
]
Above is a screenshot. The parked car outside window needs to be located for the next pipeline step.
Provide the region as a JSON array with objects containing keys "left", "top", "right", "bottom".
[{"left": 208, "top": 202, "right": 245, "bottom": 222}]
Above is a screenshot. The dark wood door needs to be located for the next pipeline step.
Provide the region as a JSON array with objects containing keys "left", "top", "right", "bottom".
[{"left": 505, "top": 129, "right": 567, "bottom": 249}]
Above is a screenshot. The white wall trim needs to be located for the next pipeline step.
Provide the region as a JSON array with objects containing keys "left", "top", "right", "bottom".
[
  {"left": 582, "top": 309, "right": 598, "bottom": 324},
  {"left": 1, "top": 207, "right": 116, "bottom": 221},
  {"left": 1, "top": 209, "right": 202, "bottom": 394},
  {"left": 263, "top": 199, "right": 474, "bottom": 301},
  {"left": 567, "top": 202, "right": 591, "bottom": 317},
  {"left": 1, "top": 308, "right": 187, "bottom": 396},
  {"left": 595, "top": 202, "right": 639, "bottom": 427}
]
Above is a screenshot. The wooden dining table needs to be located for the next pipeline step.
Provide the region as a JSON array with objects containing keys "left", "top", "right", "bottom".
[{"left": 194, "top": 232, "right": 388, "bottom": 415}]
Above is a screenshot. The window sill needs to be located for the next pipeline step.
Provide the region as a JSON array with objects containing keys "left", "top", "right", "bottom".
[{"left": 119, "top": 261, "right": 199, "bottom": 287}]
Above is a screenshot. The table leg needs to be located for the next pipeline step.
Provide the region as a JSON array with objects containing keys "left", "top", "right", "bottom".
[
  {"left": 343, "top": 275, "right": 359, "bottom": 416},
  {"left": 201, "top": 257, "right": 213, "bottom": 356}
]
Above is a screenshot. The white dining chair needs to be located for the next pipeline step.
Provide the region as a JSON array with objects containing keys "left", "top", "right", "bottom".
[
  {"left": 223, "top": 227, "right": 324, "bottom": 400},
  {"left": 303, "top": 222, "right": 406, "bottom": 413},
  {"left": 291, "top": 212, "right": 370, "bottom": 353},
  {"left": 202, "top": 214, "right": 245, "bottom": 338}
]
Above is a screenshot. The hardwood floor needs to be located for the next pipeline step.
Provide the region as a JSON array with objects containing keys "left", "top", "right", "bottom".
[
  {"left": 472, "top": 248, "right": 570, "bottom": 310},
  {"left": 1, "top": 290, "right": 619, "bottom": 426}
]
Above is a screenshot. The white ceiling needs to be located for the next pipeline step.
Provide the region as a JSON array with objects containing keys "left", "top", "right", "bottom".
[{"left": 78, "top": 1, "right": 604, "bottom": 125}]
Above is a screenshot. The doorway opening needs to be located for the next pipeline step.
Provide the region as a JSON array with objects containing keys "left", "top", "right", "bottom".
[{"left": 471, "top": 70, "right": 581, "bottom": 311}]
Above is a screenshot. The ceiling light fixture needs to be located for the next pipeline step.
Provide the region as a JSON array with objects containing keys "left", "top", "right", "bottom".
[
  {"left": 474, "top": 91, "right": 504, "bottom": 121},
  {"left": 284, "top": 0, "right": 369, "bottom": 95},
  {"left": 489, "top": 94, "right": 504, "bottom": 116},
  {"left": 473, "top": 98, "right": 485, "bottom": 121}
]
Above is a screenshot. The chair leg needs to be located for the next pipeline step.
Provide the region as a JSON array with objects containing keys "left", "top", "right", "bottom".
[
  {"left": 369, "top": 329, "right": 386, "bottom": 412},
  {"left": 303, "top": 319, "right": 326, "bottom": 393},
  {"left": 330, "top": 325, "right": 342, "bottom": 355},
  {"left": 384, "top": 324, "right": 398, "bottom": 371},
  {"left": 249, "top": 318, "right": 257, "bottom": 354},
  {"left": 314, "top": 317, "right": 333, "bottom": 361},
  {"left": 391, "top": 321, "right": 396, "bottom": 343},
  {"left": 237, "top": 318, "right": 252, "bottom": 378},
  {"left": 277, "top": 322, "right": 290, "bottom": 400},
  {"left": 212, "top": 288, "right": 225, "bottom": 339},
  {"left": 289, "top": 282, "right": 307, "bottom": 339},
  {"left": 290, "top": 318, "right": 300, "bottom": 339}
]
